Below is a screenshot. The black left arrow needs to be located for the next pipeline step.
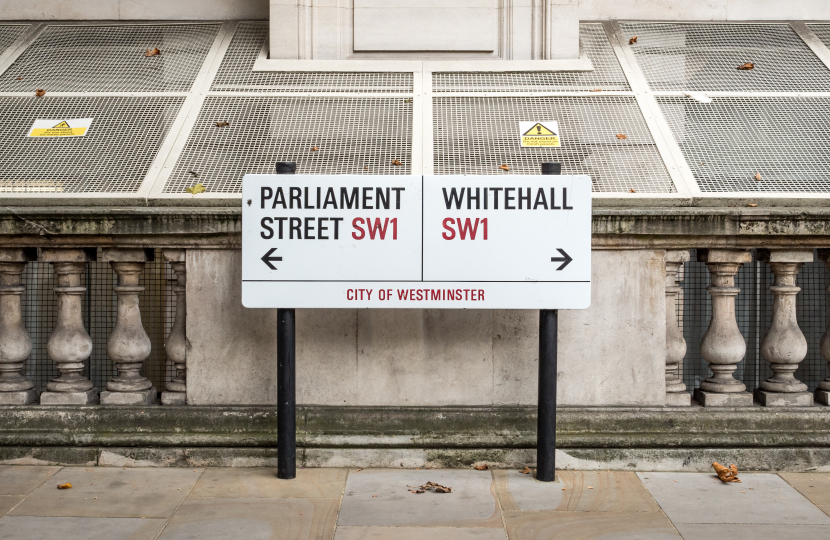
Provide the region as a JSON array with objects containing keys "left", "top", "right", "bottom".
[
  {"left": 261, "top": 247, "right": 283, "bottom": 270},
  {"left": 550, "top": 248, "right": 573, "bottom": 271}
]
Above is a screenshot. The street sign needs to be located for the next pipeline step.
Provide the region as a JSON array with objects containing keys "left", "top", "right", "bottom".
[{"left": 242, "top": 174, "right": 591, "bottom": 309}]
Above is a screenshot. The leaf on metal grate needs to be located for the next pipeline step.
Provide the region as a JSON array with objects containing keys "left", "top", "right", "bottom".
[
  {"left": 215, "top": 121, "right": 230, "bottom": 127},
  {"left": 15, "top": 77, "right": 21, "bottom": 81},
  {"left": 186, "top": 183, "right": 206, "bottom": 195},
  {"left": 188, "top": 171, "right": 198, "bottom": 177},
  {"left": 629, "top": 36, "right": 638, "bottom": 45},
  {"left": 473, "top": 463, "right": 489, "bottom": 471},
  {"left": 629, "top": 188, "right": 636, "bottom": 193},
  {"left": 35, "top": 89, "right": 45, "bottom": 97},
  {"left": 616, "top": 133, "right": 628, "bottom": 139},
  {"left": 591, "top": 88, "right": 603, "bottom": 92},
  {"left": 57, "top": 483, "right": 72, "bottom": 489},
  {"left": 391, "top": 159, "right": 403, "bottom": 166},
  {"left": 499, "top": 164, "right": 510, "bottom": 171},
  {"left": 713, "top": 462, "right": 741, "bottom": 483},
  {"left": 145, "top": 47, "right": 161, "bottom": 57},
  {"left": 737, "top": 62, "right": 754, "bottom": 70},
  {"left": 311, "top": 146, "right": 319, "bottom": 151},
  {"left": 754, "top": 173, "right": 762, "bottom": 181},
  {"left": 404, "top": 98, "right": 413, "bottom": 103}
]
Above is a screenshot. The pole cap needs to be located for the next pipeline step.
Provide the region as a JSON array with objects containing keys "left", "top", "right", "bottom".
[
  {"left": 276, "top": 162, "right": 297, "bottom": 174},
  {"left": 541, "top": 163, "right": 561, "bottom": 175}
]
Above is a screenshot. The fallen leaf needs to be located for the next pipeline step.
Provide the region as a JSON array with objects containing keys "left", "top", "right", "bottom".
[
  {"left": 519, "top": 466, "right": 534, "bottom": 475},
  {"left": 737, "top": 62, "right": 754, "bottom": 70},
  {"left": 404, "top": 98, "right": 413, "bottom": 103},
  {"left": 145, "top": 48, "right": 161, "bottom": 57},
  {"left": 391, "top": 159, "right": 403, "bottom": 166},
  {"left": 561, "top": 487, "right": 566, "bottom": 490},
  {"left": 215, "top": 121, "right": 230, "bottom": 127},
  {"left": 473, "top": 464, "right": 489, "bottom": 471},
  {"left": 35, "top": 89, "right": 45, "bottom": 97},
  {"left": 629, "top": 36, "right": 638, "bottom": 45},
  {"left": 57, "top": 483, "right": 72, "bottom": 489},
  {"left": 186, "top": 183, "right": 206, "bottom": 195},
  {"left": 188, "top": 170, "right": 198, "bottom": 177},
  {"left": 356, "top": 469, "right": 363, "bottom": 472},
  {"left": 747, "top": 203, "right": 758, "bottom": 207},
  {"left": 15, "top": 77, "right": 21, "bottom": 81},
  {"left": 499, "top": 164, "right": 510, "bottom": 171},
  {"left": 311, "top": 146, "right": 319, "bottom": 151},
  {"left": 363, "top": 166, "right": 368, "bottom": 170},
  {"left": 754, "top": 173, "right": 761, "bottom": 181},
  {"left": 410, "top": 481, "right": 453, "bottom": 493},
  {"left": 616, "top": 133, "right": 628, "bottom": 140},
  {"left": 629, "top": 188, "right": 636, "bottom": 193},
  {"left": 712, "top": 462, "right": 741, "bottom": 483},
  {"left": 372, "top": 495, "right": 377, "bottom": 497},
  {"left": 587, "top": 486, "right": 594, "bottom": 489},
  {"left": 591, "top": 88, "right": 602, "bottom": 92}
]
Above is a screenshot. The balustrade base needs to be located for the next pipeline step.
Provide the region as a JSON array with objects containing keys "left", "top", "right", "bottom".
[
  {"left": 814, "top": 389, "right": 830, "bottom": 406},
  {"left": 40, "top": 388, "right": 99, "bottom": 405},
  {"left": 100, "top": 388, "right": 157, "bottom": 406},
  {"left": 694, "top": 389, "right": 753, "bottom": 407},
  {"left": 161, "top": 391, "right": 186, "bottom": 406},
  {"left": 665, "top": 392, "right": 691, "bottom": 406},
  {"left": 0, "top": 389, "right": 39, "bottom": 405},
  {"left": 754, "top": 389, "right": 814, "bottom": 407}
]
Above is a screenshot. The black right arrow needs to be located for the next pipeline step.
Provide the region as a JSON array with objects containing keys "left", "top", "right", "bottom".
[
  {"left": 550, "top": 248, "right": 573, "bottom": 271},
  {"left": 261, "top": 247, "right": 283, "bottom": 270}
]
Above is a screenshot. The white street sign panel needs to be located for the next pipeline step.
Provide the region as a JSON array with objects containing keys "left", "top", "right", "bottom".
[{"left": 242, "top": 174, "right": 591, "bottom": 309}]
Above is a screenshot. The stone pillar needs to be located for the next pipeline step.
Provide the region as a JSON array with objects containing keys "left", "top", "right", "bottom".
[
  {"left": 161, "top": 249, "right": 186, "bottom": 406},
  {"left": 693, "top": 249, "right": 754, "bottom": 407},
  {"left": 815, "top": 250, "right": 830, "bottom": 406},
  {"left": 40, "top": 249, "right": 98, "bottom": 405},
  {"left": 0, "top": 248, "right": 38, "bottom": 404},
  {"left": 100, "top": 249, "right": 157, "bottom": 405},
  {"left": 754, "top": 250, "right": 813, "bottom": 406},
  {"left": 665, "top": 250, "right": 691, "bottom": 406}
]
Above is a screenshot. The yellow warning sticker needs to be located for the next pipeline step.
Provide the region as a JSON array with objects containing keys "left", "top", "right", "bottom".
[
  {"left": 519, "top": 121, "right": 561, "bottom": 147},
  {"left": 28, "top": 118, "right": 93, "bottom": 137}
]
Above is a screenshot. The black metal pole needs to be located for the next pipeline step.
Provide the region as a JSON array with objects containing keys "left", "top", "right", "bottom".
[
  {"left": 537, "top": 162, "right": 561, "bottom": 482},
  {"left": 276, "top": 162, "right": 296, "bottom": 479}
]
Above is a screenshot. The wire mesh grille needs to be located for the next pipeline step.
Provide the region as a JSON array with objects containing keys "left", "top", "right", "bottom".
[
  {"left": 678, "top": 249, "right": 829, "bottom": 393},
  {"left": 211, "top": 22, "right": 413, "bottom": 93},
  {"left": 433, "top": 24, "right": 630, "bottom": 92},
  {"left": 657, "top": 96, "right": 830, "bottom": 193},
  {"left": 0, "top": 24, "right": 219, "bottom": 92},
  {"left": 0, "top": 96, "right": 184, "bottom": 194},
  {"left": 620, "top": 22, "right": 830, "bottom": 92},
  {"left": 21, "top": 249, "right": 175, "bottom": 394},
  {"left": 0, "top": 25, "right": 28, "bottom": 55},
  {"left": 164, "top": 96, "right": 413, "bottom": 193},
  {"left": 433, "top": 96, "right": 675, "bottom": 192}
]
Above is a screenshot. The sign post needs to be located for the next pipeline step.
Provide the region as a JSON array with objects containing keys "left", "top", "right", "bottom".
[{"left": 242, "top": 164, "right": 591, "bottom": 480}]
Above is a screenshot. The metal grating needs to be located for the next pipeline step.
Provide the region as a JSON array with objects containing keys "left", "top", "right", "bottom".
[
  {"left": 657, "top": 96, "right": 830, "bottom": 193},
  {"left": 621, "top": 22, "right": 830, "bottom": 92},
  {"left": 678, "top": 250, "right": 829, "bottom": 393},
  {"left": 22, "top": 249, "right": 175, "bottom": 394},
  {"left": 808, "top": 24, "right": 830, "bottom": 51},
  {"left": 433, "top": 96, "right": 675, "bottom": 192},
  {"left": 0, "top": 25, "right": 29, "bottom": 55},
  {"left": 433, "top": 24, "right": 630, "bottom": 92},
  {"left": 0, "top": 24, "right": 220, "bottom": 92},
  {"left": 211, "top": 22, "right": 413, "bottom": 93},
  {"left": 0, "top": 96, "right": 184, "bottom": 194},
  {"left": 164, "top": 96, "right": 413, "bottom": 193}
]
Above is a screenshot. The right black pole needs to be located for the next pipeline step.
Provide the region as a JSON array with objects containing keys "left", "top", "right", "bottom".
[{"left": 537, "top": 162, "right": 561, "bottom": 482}]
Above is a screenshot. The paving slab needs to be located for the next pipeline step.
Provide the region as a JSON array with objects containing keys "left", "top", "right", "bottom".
[
  {"left": 0, "top": 496, "right": 23, "bottom": 516},
  {"left": 674, "top": 523, "right": 830, "bottom": 540},
  {"left": 779, "top": 472, "right": 830, "bottom": 516},
  {"left": 337, "top": 469, "right": 501, "bottom": 528},
  {"left": 637, "top": 472, "right": 830, "bottom": 524},
  {"left": 494, "top": 470, "right": 565, "bottom": 511},
  {"left": 190, "top": 467, "right": 346, "bottom": 499},
  {"left": 502, "top": 510, "right": 680, "bottom": 540},
  {"left": 159, "top": 497, "right": 339, "bottom": 540},
  {"left": 334, "top": 526, "right": 507, "bottom": 539},
  {"left": 0, "top": 465, "right": 61, "bottom": 495},
  {"left": 0, "top": 516, "right": 166, "bottom": 540},
  {"left": 11, "top": 467, "right": 203, "bottom": 518}
]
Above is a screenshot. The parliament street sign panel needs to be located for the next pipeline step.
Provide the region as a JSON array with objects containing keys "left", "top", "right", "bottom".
[{"left": 242, "top": 174, "right": 591, "bottom": 309}]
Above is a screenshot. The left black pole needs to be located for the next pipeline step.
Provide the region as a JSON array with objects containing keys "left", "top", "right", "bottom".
[{"left": 276, "top": 161, "right": 296, "bottom": 480}]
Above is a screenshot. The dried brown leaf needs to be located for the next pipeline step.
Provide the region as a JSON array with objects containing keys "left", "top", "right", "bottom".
[
  {"left": 754, "top": 173, "right": 761, "bottom": 181},
  {"left": 391, "top": 159, "right": 403, "bottom": 166},
  {"left": 629, "top": 36, "right": 638, "bottom": 45},
  {"left": 747, "top": 203, "right": 758, "bottom": 207},
  {"left": 188, "top": 170, "right": 198, "bottom": 177},
  {"left": 713, "top": 462, "right": 742, "bottom": 482},
  {"left": 311, "top": 146, "right": 319, "bottom": 151},
  {"left": 15, "top": 77, "right": 21, "bottom": 81},
  {"left": 616, "top": 133, "right": 628, "bottom": 140},
  {"left": 499, "top": 164, "right": 510, "bottom": 171},
  {"left": 629, "top": 188, "right": 636, "bottom": 193},
  {"left": 57, "top": 483, "right": 72, "bottom": 489},
  {"left": 591, "top": 88, "right": 602, "bottom": 92},
  {"left": 737, "top": 62, "right": 754, "bottom": 70},
  {"left": 519, "top": 466, "right": 533, "bottom": 475},
  {"left": 145, "top": 48, "right": 161, "bottom": 57},
  {"left": 215, "top": 121, "right": 230, "bottom": 127},
  {"left": 35, "top": 89, "right": 45, "bottom": 97},
  {"left": 473, "top": 464, "right": 489, "bottom": 471}
]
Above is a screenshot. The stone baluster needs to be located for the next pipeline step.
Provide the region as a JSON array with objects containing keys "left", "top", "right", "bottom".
[
  {"left": 815, "top": 250, "right": 830, "bottom": 406},
  {"left": 694, "top": 249, "right": 753, "bottom": 407},
  {"left": 100, "top": 249, "right": 157, "bottom": 405},
  {"left": 665, "top": 250, "right": 691, "bottom": 406},
  {"left": 161, "top": 250, "right": 187, "bottom": 405},
  {"left": 0, "top": 248, "right": 38, "bottom": 404},
  {"left": 40, "top": 249, "right": 98, "bottom": 405},
  {"left": 754, "top": 250, "right": 813, "bottom": 406}
]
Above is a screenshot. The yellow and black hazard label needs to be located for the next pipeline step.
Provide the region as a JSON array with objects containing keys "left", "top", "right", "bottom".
[
  {"left": 520, "top": 121, "right": 561, "bottom": 147},
  {"left": 28, "top": 118, "right": 92, "bottom": 137}
]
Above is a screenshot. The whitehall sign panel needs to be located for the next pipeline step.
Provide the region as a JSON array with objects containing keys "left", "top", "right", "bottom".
[{"left": 242, "top": 174, "right": 591, "bottom": 309}]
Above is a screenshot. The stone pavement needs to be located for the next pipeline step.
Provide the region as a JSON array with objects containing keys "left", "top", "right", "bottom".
[{"left": 1, "top": 466, "right": 829, "bottom": 539}]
